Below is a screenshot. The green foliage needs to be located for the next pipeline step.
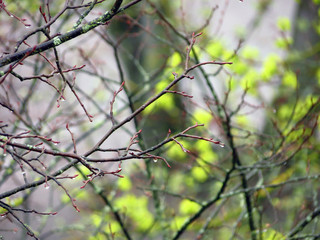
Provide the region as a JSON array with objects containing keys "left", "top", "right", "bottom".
[
  {"left": 2, "top": 1, "right": 319, "bottom": 240},
  {"left": 241, "top": 46, "right": 260, "bottom": 60},
  {"left": 61, "top": 188, "right": 89, "bottom": 204},
  {"left": 190, "top": 45, "right": 202, "bottom": 60},
  {"left": 282, "top": 70, "right": 297, "bottom": 88},
  {"left": 313, "top": 0, "right": 320, "bottom": 5},
  {"left": 261, "top": 54, "right": 281, "bottom": 81},
  {"left": 167, "top": 172, "right": 186, "bottom": 192},
  {"left": 179, "top": 199, "right": 201, "bottom": 215},
  {"left": 6, "top": 0, "right": 40, "bottom": 13},
  {"left": 262, "top": 228, "right": 285, "bottom": 240},
  {"left": 191, "top": 166, "right": 208, "bottom": 182},
  {"left": 192, "top": 109, "right": 212, "bottom": 125},
  {"left": 88, "top": 232, "right": 106, "bottom": 240},
  {"left": 275, "top": 36, "right": 293, "bottom": 49},
  {"left": 114, "top": 194, "right": 153, "bottom": 232},
  {"left": 170, "top": 216, "right": 189, "bottom": 230},
  {"left": 231, "top": 58, "right": 249, "bottom": 75},
  {"left": 277, "top": 17, "right": 291, "bottom": 31},
  {"left": 91, "top": 213, "right": 103, "bottom": 227},
  {"left": 241, "top": 69, "right": 259, "bottom": 92},
  {"left": 0, "top": 197, "right": 23, "bottom": 214},
  {"left": 143, "top": 74, "right": 180, "bottom": 115},
  {"left": 118, "top": 176, "right": 132, "bottom": 191},
  {"left": 166, "top": 140, "right": 189, "bottom": 160},
  {"left": 195, "top": 140, "right": 217, "bottom": 165},
  {"left": 143, "top": 93, "right": 176, "bottom": 114},
  {"left": 277, "top": 95, "right": 317, "bottom": 131},
  {"left": 235, "top": 115, "right": 249, "bottom": 127},
  {"left": 207, "top": 40, "right": 225, "bottom": 58},
  {"left": 314, "top": 19, "right": 320, "bottom": 35},
  {"left": 169, "top": 52, "right": 182, "bottom": 68},
  {"left": 78, "top": 165, "right": 92, "bottom": 176},
  {"left": 317, "top": 68, "right": 320, "bottom": 85},
  {"left": 270, "top": 168, "right": 294, "bottom": 185}
]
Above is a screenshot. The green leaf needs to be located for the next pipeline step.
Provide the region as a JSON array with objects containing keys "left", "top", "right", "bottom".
[
  {"left": 190, "top": 45, "right": 202, "bottom": 59},
  {"left": 179, "top": 199, "right": 201, "bottom": 215},
  {"left": 240, "top": 69, "right": 259, "bottom": 91},
  {"left": 235, "top": 115, "right": 249, "bottom": 127},
  {"left": 195, "top": 140, "right": 217, "bottom": 164},
  {"left": 286, "top": 128, "right": 310, "bottom": 144},
  {"left": 61, "top": 194, "right": 70, "bottom": 204},
  {"left": 261, "top": 54, "right": 281, "bottom": 81},
  {"left": 314, "top": 20, "right": 320, "bottom": 35},
  {"left": 143, "top": 94, "right": 175, "bottom": 114},
  {"left": 275, "top": 36, "right": 293, "bottom": 49},
  {"left": 155, "top": 79, "right": 170, "bottom": 93},
  {"left": 89, "top": 233, "right": 106, "bottom": 240},
  {"left": 3, "top": 197, "right": 23, "bottom": 209},
  {"left": 207, "top": 40, "right": 225, "bottom": 58},
  {"left": 171, "top": 216, "right": 188, "bottom": 230},
  {"left": 262, "top": 228, "right": 285, "bottom": 240},
  {"left": 277, "top": 17, "right": 291, "bottom": 31},
  {"left": 118, "top": 176, "right": 132, "bottom": 191},
  {"left": 282, "top": 70, "right": 297, "bottom": 88},
  {"left": 230, "top": 58, "right": 248, "bottom": 75},
  {"left": 241, "top": 46, "right": 259, "bottom": 60},
  {"left": 278, "top": 95, "right": 317, "bottom": 131},
  {"left": 227, "top": 78, "right": 237, "bottom": 91},
  {"left": 222, "top": 49, "right": 234, "bottom": 59},
  {"left": 168, "top": 172, "right": 185, "bottom": 192},
  {"left": 191, "top": 166, "right": 208, "bottom": 182},
  {"left": 192, "top": 109, "right": 212, "bottom": 125},
  {"left": 169, "top": 52, "right": 182, "bottom": 68},
  {"left": 277, "top": 104, "right": 291, "bottom": 120},
  {"left": 115, "top": 194, "right": 153, "bottom": 232},
  {"left": 317, "top": 68, "right": 320, "bottom": 86},
  {"left": 76, "top": 189, "right": 89, "bottom": 200},
  {"left": 185, "top": 176, "right": 195, "bottom": 188},
  {"left": 167, "top": 140, "right": 189, "bottom": 160},
  {"left": 7, "top": 0, "right": 40, "bottom": 13},
  {"left": 5, "top": 168, "right": 13, "bottom": 175},
  {"left": 91, "top": 213, "right": 102, "bottom": 227},
  {"left": 104, "top": 221, "right": 121, "bottom": 234},
  {"left": 78, "top": 165, "right": 91, "bottom": 176},
  {"left": 270, "top": 168, "right": 294, "bottom": 185}
]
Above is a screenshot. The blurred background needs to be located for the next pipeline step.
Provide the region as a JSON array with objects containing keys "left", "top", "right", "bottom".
[{"left": 1, "top": 0, "right": 319, "bottom": 239}]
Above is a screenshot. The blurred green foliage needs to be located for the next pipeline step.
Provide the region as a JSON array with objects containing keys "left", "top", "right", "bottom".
[
  {"left": 69, "top": 0, "right": 320, "bottom": 238},
  {"left": 1, "top": 0, "right": 319, "bottom": 239}
]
